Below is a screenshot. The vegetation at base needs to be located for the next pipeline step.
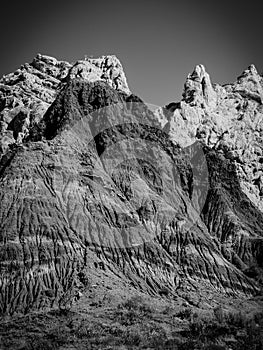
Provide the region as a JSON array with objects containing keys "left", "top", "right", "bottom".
[{"left": 0, "top": 295, "right": 263, "bottom": 349}]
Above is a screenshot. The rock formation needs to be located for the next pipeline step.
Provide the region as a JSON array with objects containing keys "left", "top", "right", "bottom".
[
  {"left": 0, "top": 54, "right": 130, "bottom": 157},
  {"left": 156, "top": 64, "right": 263, "bottom": 212},
  {"left": 0, "top": 54, "right": 262, "bottom": 317}
]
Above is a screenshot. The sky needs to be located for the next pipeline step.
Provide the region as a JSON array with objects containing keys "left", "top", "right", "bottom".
[{"left": 1, "top": 0, "right": 263, "bottom": 106}]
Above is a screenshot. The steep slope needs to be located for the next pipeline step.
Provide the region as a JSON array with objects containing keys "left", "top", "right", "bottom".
[
  {"left": 155, "top": 64, "right": 263, "bottom": 283},
  {"left": 0, "top": 55, "right": 262, "bottom": 317}
]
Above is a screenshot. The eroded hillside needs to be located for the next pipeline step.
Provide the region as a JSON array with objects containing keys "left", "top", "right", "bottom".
[{"left": 0, "top": 55, "right": 262, "bottom": 322}]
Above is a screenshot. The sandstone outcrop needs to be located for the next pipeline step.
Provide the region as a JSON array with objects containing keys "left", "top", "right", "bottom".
[{"left": 0, "top": 54, "right": 130, "bottom": 158}]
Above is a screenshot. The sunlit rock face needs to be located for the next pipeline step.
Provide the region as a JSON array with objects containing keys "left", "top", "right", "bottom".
[
  {"left": 0, "top": 55, "right": 262, "bottom": 315},
  {"left": 0, "top": 54, "right": 130, "bottom": 157},
  {"left": 67, "top": 55, "right": 130, "bottom": 95},
  {"left": 155, "top": 64, "right": 263, "bottom": 211}
]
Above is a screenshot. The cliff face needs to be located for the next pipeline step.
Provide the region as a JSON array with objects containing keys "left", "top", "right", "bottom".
[
  {"left": 156, "top": 64, "right": 263, "bottom": 210},
  {"left": 0, "top": 55, "right": 262, "bottom": 315},
  {"left": 155, "top": 64, "right": 263, "bottom": 286}
]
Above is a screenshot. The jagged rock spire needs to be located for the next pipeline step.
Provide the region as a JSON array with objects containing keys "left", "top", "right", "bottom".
[
  {"left": 182, "top": 64, "right": 217, "bottom": 109},
  {"left": 235, "top": 64, "right": 263, "bottom": 102}
]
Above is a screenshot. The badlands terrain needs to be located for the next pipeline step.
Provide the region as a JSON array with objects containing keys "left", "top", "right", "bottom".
[{"left": 0, "top": 54, "right": 262, "bottom": 349}]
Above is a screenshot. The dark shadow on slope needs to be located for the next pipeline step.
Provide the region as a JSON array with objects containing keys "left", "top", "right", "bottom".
[{"left": 202, "top": 146, "right": 263, "bottom": 279}]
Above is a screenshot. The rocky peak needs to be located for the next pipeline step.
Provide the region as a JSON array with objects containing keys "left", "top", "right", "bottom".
[
  {"left": 67, "top": 54, "right": 130, "bottom": 95},
  {"left": 155, "top": 62, "right": 263, "bottom": 213},
  {"left": 31, "top": 53, "right": 72, "bottom": 80},
  {"left": 182, "top": 64, "right": 217, "bottom": 109},
  {"left": 0, "top": 53, "right": 131, "bottom": 157},
  {"left": 234, "top": 64, "right": 263, "bottom": 103},
  {"left": 237, "top": 64, "right": 260, "bottom": 82}
]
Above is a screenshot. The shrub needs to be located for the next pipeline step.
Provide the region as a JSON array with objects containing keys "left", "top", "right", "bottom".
[
  {"left": 213, "top": 306, "right": 224, "bottom": 323},
  {"left": 225, "top": 310, "right": 247, "bottom": 328},
  {"left": 114, "top": 296, "right": 153, "bottom": 326},
  {"left": 118, "top": 295, "right": 152, "bottom": 314},
  {"left": 176, "top": 308, "right": 192, "bottom": 320}
]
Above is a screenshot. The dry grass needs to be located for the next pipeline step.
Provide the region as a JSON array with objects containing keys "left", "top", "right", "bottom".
[{"left": 0, "top": 294, "right": 263, "bottom": 350}]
